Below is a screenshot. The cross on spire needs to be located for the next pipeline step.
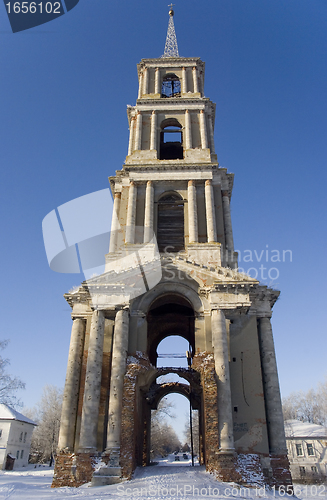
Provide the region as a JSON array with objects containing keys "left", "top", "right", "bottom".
[{"left": 162, "top": 5, "right": 179, "bottom": 58}]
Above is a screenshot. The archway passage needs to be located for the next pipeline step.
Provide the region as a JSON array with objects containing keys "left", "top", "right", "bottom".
[
  {"left": 147, "top": 294, "right": 194, "bottom": 366},
  {"left": 157, "top": 193, "right": 184, "bottom": 253}
]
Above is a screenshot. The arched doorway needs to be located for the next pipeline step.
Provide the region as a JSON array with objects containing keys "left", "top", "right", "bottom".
[{"left": 157, "top": 193, "right": 185, "bottom": 253}]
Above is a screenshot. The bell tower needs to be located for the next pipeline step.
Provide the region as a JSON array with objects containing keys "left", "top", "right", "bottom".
[{"left": 52, "top": 8, "right": 292, "bottom": 489}]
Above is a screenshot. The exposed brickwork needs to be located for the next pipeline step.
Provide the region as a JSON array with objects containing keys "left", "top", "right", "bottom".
[
  {"left": 270, "top": 454, "right": 293, "bottom": 487},
  {"left": 236, "top": 453, "right": 266, "bottom": 485},
  {"left": 120, "top": 352, "right": 153, "bottom": 480},
  {"left": 192, "top": 353, "right": 220, "bottom": 472},
  {"left": 51, "top": 452, "right": 97, "bottom": 488}
]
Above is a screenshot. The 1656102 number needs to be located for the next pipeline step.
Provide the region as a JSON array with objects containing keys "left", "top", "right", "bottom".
[{"left": 6, "top": 2, "right": 61, "bottom": 14}]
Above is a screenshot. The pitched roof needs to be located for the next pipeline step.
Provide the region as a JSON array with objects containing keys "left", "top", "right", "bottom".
[
  {"left": 284, "top": 419, "right": 327, "bottom": 438},
  {"left": 0, "top": 404, "right": 37, "bottom": 426}
]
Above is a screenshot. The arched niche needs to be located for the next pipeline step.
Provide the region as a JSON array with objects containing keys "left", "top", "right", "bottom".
[{"left": 147, "top": 293, "right": 195, "bottom": 367}]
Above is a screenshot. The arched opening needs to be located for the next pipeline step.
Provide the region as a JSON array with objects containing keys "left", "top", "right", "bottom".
[
  {"left": 150, "top": 392, "right": 200, "bottom": 466},
  {"left": 157, "top": 336, "right": 189, "bottom": 369},
  {"left": 147, "top": 294, "right": 194, "bottom": 366},
  {"left": 161, "top": 73, "right": 181, "bottom": 98},
  {"left": 160, "top": 118, "right": 183, "bottom": 160},
  {"left": 157, "top": 193, "right": 184, "bottom": 253}
]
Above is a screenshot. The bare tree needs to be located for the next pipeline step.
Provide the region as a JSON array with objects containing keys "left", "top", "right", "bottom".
[
  {"left": 25, "top": 385, "right": 63, "bottom": 464},
  {"left": 150, "top": 397, "right": 181, "bottom": 459},
  {"left": 0, "top": 340, "right": 25, "bottom": 408},
  {"left": 282, "top": 378, "right": 327, "bottom": 426}
]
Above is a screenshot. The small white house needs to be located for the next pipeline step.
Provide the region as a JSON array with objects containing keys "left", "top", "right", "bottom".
[
  {"left": 285, "top": 419, "right": 327, "bottom": 481},
  {"left": 0, "top": 404, "right": 37, "bottom": 470}
]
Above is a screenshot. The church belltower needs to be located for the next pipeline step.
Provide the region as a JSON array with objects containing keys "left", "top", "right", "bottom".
[{"left": 52, "top": 9, "right": 292, "bottom": 488}]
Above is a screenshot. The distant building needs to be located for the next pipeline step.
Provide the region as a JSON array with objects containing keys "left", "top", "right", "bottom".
[
  {"left": 285, "top": 420, "right": 327, "bottom": 482},
  {"left": 0, "top": 404, "right": 37, "bottom": 470}
]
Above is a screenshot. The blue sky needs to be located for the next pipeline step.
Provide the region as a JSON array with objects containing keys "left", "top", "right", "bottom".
[{"left": 0, "top": 0, "right": 326, "bottom": 438}]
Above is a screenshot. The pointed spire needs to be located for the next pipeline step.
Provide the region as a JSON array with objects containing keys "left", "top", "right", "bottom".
[{"left": 162, "top": 4, "right": 179, "bottom": 58}]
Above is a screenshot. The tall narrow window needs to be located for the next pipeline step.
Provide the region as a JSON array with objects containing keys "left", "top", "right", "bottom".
[
  {"left": 296, "top": 443, "right": 303, "bottom": 456},
  {"left": 157, "top": 193, "right": 184, "bottom": 253},
  {"left": 161, "top": 73, "right": 181, "bottom": 98},
  {"left": 307, "top": 443, "right": 314, "bottom": 456},
  {"left": 160, "top": 119, "right": 183, "bottom": 160}
]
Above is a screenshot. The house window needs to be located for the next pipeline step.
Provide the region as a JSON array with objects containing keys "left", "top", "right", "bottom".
[
  {"left": 296, "top": 444, "right": 303, "bottom": 456},
  {"left": 19, "top": 432, "right": 23, "bottom": 442},
  {"left": 24, "top": 432, "right": 27, "bottom": 443},
  {"left": 0, "top": 429, "right": 2, "bottom": 438},
  {"left": 307, "top": 443, "right": 314, "bottom": 456},
  {"left": 299, "top": 466, "right": 306, "bottom": 475},
  {"left": 21, "top": 450, "right": 24, "bottom": 459},
  {"left": 311, "top": 466, "right": 317, "bottom": 473},
  {"left": 16, "top": 450, "right": 19, "bottom": 459}
]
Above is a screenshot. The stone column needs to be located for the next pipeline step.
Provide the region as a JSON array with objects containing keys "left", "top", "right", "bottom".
[
  {"left": 257, "top": 315, "right": 287, "bottom": 455},
  {"left": 138, "top": 72, "right": 143, "bottom": 99},
  {"left": 58, "top": 317, "right": 86, "bottom": 451},
  {"left": 188, "top": 180, "right": 198, "bottom": 243},
  {"left": 109, "top": 192, "right": 121, "bottom": 253},
  {"left": 105, "top": 309, "right": 129, "bottom": 457},
  {"left": 205, "top": 180, "right": 217, "bottom": 242},
  {"left": 193, "top": 66, "right": 199, "bottom": 93},
  {"left": 182, "top": 67, "right": 187, "bottom": 93},
  {"left": 125, "top": 182, "right": 137, "bottom": 244},
  {"left": 150, "top": 111, "right": 157, "bottom": 151},
  {"left": 155, "top": 67, "right": 160, "bottom": 94},
  {"left": 211, "top": 309, "right": 235, "bottom": 453},
  {"left": 134, "top": 112, "right": 142, "bottom": 151},
  {"left": 222, "top": 190, "right": 234, "bottom": 252},
  {"left": 199, "top": 110, "right": 208, "bottom": 149},
  {"left": 208, "top": 114, "right": 215, "bottom": 154},
  {"left": 127, "top": 116, "right": 135, "bottom": 156},
  {"left": 78, "top": 310, "right": 105, "bottom": 452},
  {"left": 185, "top": 110, "right": 192, "bottom": 150},
  {"left": 143, "top": 67, "right": 149, "bottom": 95},
  {"left": 144, "top": 181, "right": 154, "bottom": 244}
]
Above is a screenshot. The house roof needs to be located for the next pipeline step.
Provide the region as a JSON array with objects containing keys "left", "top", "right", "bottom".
[
  {"left": 0, "top": 404, "right": 37, "bottom": 426},
  {"left": 284, "top": 419, "right": 327, "bottom": 438}
]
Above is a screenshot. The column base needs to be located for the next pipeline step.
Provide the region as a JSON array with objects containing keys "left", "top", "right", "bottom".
[
  {"left": 51, "top": 451, "right": 97, "bottom": 488},
  {"left": 91, "top": 466, "right": 123, "bottom": 486}
]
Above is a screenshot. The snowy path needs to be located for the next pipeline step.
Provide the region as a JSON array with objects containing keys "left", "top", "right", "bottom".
[{"left": 0, "top": 462, "right": 326, "bottom": 500}]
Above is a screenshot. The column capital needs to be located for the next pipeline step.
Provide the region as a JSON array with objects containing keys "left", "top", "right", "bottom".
[
  {"left": 221, "top": 190, "right": 229, "bottom": 197},
  {"left": 205, "top": 179, "right": 212, "bottom": 187}
]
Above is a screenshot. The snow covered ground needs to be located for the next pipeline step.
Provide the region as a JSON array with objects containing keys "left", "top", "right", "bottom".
[{"left": 0, "top": 459, "right": 326, "bottom": 500}]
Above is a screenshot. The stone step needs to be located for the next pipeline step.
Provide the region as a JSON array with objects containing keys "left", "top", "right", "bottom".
[
  {"left": 94, "top": 466, "right": 121, "bottom": 476},
  {"left": 91, "top": 475, "right": 122, "bottom": 486}
]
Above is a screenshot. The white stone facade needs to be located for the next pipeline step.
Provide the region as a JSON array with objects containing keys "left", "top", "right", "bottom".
[
  {"left": 285, "top": 420, "right": 327, "bottom": 481},
  {"left": 0, "top": 404, "right": 36, "bottom": 470}
]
